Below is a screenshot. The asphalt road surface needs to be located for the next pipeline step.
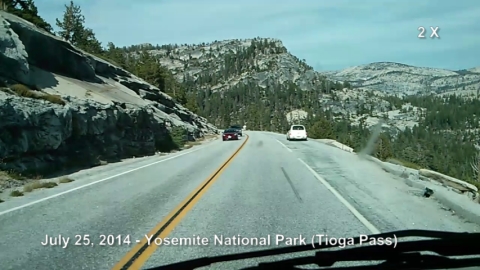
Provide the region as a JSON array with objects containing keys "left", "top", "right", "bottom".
[{"left": 0, "top": 131, "right": 479, "bottom": 270}]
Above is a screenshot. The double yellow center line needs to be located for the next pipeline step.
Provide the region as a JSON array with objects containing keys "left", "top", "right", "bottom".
[{"left": 112, "top": 135, "right": 249, "bottom": 269}]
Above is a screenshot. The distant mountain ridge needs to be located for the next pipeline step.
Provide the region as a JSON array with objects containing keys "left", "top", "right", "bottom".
[
  {"left": 320, "top": 62, "right": 480, "bottom": 97},
  {"left": 140, "top": 38, "right": 324, "bottom": 93}
]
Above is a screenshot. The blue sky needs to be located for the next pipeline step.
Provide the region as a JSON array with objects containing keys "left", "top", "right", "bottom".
[{"left": 35, "top": 0, "right": 480, "bottom": 71}]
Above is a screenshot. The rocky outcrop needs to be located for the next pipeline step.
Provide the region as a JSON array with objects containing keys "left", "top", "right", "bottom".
[
  {"left": 0, "top": 11, "right": 217, "bottom": 177},
  {"left": 419, "top": 169, "right": 478, "bottom": 195},
  {"left": 321, "top": 62, "right": 480, "bottom": 96}
]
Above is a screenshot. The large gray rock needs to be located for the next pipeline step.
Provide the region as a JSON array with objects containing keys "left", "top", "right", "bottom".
[
  {"left": 0, "top": 11, "right": 217, "bottom": 176},
  {"left": 0, "top": 11, "right": 96, "bottom": 83},
  {"left": 0, "top": 92, "right": 158, "bottom": 173},
  {"left": 0, "top": 14, "right": 29, "bottom": 85}
]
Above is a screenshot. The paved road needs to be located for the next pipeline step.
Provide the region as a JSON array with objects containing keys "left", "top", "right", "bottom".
[{"left": 0, "top": 131, "right": 478, "bottom": 270}]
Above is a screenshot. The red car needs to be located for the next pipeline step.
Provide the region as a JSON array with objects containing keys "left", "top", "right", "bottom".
[{"left": 222, "top": 128, "right": 239, "bottom": 141}]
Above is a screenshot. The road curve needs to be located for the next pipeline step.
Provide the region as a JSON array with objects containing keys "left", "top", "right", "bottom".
[{"left": 0, "top": 131, "right": 478, "bottom": 270}]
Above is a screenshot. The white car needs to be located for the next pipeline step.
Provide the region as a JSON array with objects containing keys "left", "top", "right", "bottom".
[{"left": 286, "top": 125, "right": 307, "bottom": 141}]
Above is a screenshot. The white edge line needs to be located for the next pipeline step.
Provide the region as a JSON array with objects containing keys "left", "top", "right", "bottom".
[
  {"left": 0, "top": 146, "right": 207, "bottom": 217},
  {"left": 298, "top": 158, "right": 381, "bottom": 234},
  {"left": 276, "top": 139, "right": 293, "bottom": 152}
]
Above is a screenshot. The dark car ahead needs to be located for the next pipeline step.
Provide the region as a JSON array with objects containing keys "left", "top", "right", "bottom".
[
  {"left": 229, "top": 125, "right": 242, "bottom": 136},
  {"left": 222, "top": 129, "right": 239, "bottom": 141}
]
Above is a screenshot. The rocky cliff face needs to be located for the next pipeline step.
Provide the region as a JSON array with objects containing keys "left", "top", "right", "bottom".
[
  {"left": 321, "top": 62, "right": 480, "bottom": 97},
  {"left": 0, "top": 11, "right": 217, "bottom": 177}
]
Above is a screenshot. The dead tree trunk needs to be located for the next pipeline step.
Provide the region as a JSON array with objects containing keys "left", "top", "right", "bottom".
[{"left": 471, "top": 144, "right": 480, "bottom": 182}]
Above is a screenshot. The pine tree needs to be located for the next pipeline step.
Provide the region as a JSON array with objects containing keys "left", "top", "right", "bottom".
[
  {"left": 55, "top": 1, "right": 102, "bottom": 53},
  {"left": 375, "top": 133, "right": 393, "bottom": 160},
  {"left": 3, "top": 0, "right": 52, "bottom": 32}
]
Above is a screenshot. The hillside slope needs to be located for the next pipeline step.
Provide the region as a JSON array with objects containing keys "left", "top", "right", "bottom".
[
  {"left": 128, "top": 39, "right": 478, "bottom": 138},
  {"left": 132, "top": 39, "right": 375, "bottom": 129},
  {"left": 0, "top": 11, "right": 216, "bottom": 181},
  {"left": 321, "top": 62, "right": 480, "bottom": 96},
  {"left": 152, "top": 38, "right": 322, "bottom": 92},
  {"left": 130, "top": 40, "right": 424, "bottom": 134}
]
